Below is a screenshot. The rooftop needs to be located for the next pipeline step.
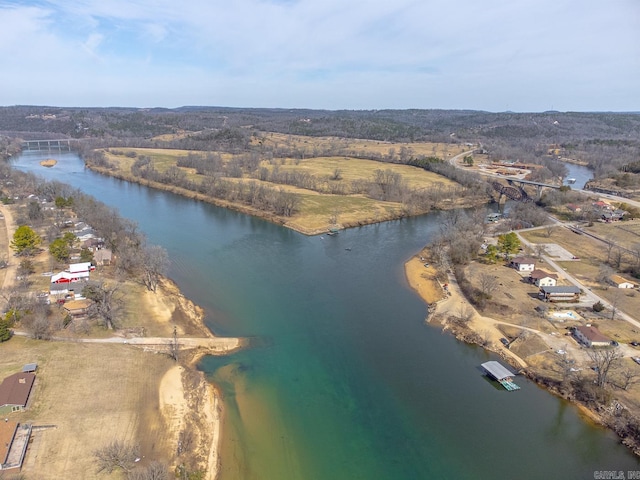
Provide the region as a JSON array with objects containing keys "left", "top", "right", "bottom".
[
  {"left": 0, "top": 372, "right": 36, "bottom": 408},
  {"left": 530, "top": 269, "right": 558, "bottom": 280},
  {"left": 575, "top": 325, "right": 610, "bottom": 343},
  {"left": 511, "top": 256, "right": 537, "bottom": 264},
  {"left": 481, "top": 361, "right": 515, "bottom": 381}
]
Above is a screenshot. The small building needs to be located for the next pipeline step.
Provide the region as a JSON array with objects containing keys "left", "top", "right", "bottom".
[
  {"left": 21, "top": 364, "right": 37, "bottom": 373},
  {"left": 609, "top": 274, "right": 635, "bottom": 289},
  {"left": 566, "top": 204, "right": 582, "bottom": 213},
  {"left": 529, "top": 269, "right": 558, "bottom": 287},
  {"left": 63, "top": 299, "right": 92, "bottom": 318},
  {"left": 539, "top": 285, "right": 581, "bottom": 302},
  {"left": 94, "top": 248, "right": 113, "bottom": 266},
  {"left": 69, "top": 262, "right": 94, "bottom": 274},
  {"left": 0, "top": 372, "right": 36, "bottom": 415},
  {"left": 481, "top": 361, "right": 520, "bottom": 391},
  {"left": 573, "top": 325, "right": 611, "bottom": 347},
  {"left": 510, "top": 256, "right": 536, "bottom": 272}
]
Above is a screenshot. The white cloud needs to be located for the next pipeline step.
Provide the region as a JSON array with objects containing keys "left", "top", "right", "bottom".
[{"left": 0, "top": 0, "right": 638, "bottom": 110}]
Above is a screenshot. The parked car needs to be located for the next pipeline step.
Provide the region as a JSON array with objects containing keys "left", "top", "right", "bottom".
[
  {"left": 631, "top": 341, "right": 639, "bottom": 347},
  {"left": 500, "top": 338, "right": 510, "bottom": 347},
  {"left": 633, "top": 357, "right": 640, "bottom": 365}
]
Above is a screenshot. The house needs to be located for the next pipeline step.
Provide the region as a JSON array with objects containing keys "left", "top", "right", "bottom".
[
  {"left": 538, "top": 285, "right": 581, "bottom": 302},
  {"left": 63, "top": 299, "right": 92, "bottom": 317},
  {"left": 0, "top": 372, "right": 36, "bottom": 415},
  {"left": 566, "top": 204, "right": 582, "bottom": 213},
  {"left": 0, "top": 421, "right": 32, "bottom": 472},
  {"left": 609, "top": 274, "right": 635, "bottom": 289},
  {"left": 50, "top": 261, "right": 94, "bottom": 288},
  {"left": 50, "top": 270, "right": 89, "bottom": 284},
  {"left": 69, "top": 262, "right": 94, "bottom": 274},
  {"left": 94, "top": 248, "right": 113, "bottom": 266},
  {"left": 601, "top": 210, "right": 626, "bottom": 222},
  {"left": 573, "top": 325, "right": 611, "bottom": 347},
  {"left": 529, "top": 269, "right": 558, "bottom": 287},
  {"left": 510, "top": 256, "right": 536, "bottom": 272}
]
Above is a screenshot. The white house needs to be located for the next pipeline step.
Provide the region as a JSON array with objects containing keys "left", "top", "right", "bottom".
[
  {"left": 609, "top": 274, "right": 635, "bottom": 289},
  {"left": 529, "top": 269, "right": 558, "bottom": 287},
  {"left": 510, "top": 256, "right": 536, "bottom": 272}
]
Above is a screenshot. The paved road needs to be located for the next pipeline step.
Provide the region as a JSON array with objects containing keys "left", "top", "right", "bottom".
[{"left": 516, "top": 232, "right": 640, "bottom": 331}]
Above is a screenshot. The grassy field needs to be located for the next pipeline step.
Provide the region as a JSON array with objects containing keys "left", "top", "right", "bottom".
[
  {"left": 101, "top": 136, "right": 475, "bottom": 235},
  {"left": 1, "top": 336, "right": 175, "bottom": 479},
  {"left": 252, "top": 132, "right": 468, "bottom": 158},
  {"left": 0, "top": 202, "right": 228, "bottom": 478},
  {"left": 520, "top": 224, "right": 640, "bottom": 326}
]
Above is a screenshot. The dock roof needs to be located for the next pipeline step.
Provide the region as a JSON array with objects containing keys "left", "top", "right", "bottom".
[{"left": 481, "top": 361, "right": 515, "bottom": 381}]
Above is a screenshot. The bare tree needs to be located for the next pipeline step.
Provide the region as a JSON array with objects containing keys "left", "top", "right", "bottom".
[
  {"left": 545, "top": 224, "right": 555, "bottom": 238},
  {"left": 610, "top": 288, "right": 622, "bottom": 321},
  {"left": 141, "top": 245, "right": 169, "bottom": 293},
  {"left": 478, "top": 273, "right": 498, "bottom": 298},
  {"left": 127, "top": 461, "right": 169, "bottom": 480},
  {"left": 534, "top": 243, "right": 547, "bottom": 259},
  {"left": 557, "top": 349, "right": 576, "bottom": 385},
  {"left": 82, "top": 281, "right": 123, "bottom": 330},
  {"left": 587, "top": 347, "right": 622, "bottom": 388},
  {"left": 596, "top": 264, "right": 614, "bottom": 290},
  {"left": 93, "top": 440, "right": 140, "bottom": 474},
  {"left": 618, "top": 368, "right": 640, "bottom": 391}
]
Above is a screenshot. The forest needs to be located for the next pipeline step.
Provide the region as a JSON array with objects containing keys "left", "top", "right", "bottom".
[{"left": 1, "top": 105, "right": 639, "bottom": 190}]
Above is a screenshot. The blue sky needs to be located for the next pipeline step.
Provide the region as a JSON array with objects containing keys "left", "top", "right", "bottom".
[{"left": 1, "top": 0, "right": 638, "bottom": 111}]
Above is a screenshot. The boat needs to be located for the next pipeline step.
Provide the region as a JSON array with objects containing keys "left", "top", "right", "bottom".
[
  {"left": 566, "top": 178, "right": 576, "bottom": 184},
  {"left": 327, "top": 228, "right": 340, "bottom": 236}
]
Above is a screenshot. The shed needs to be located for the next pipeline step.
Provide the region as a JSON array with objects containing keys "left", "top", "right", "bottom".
[
  {"left": 21, "top": 364, "right": 37, "bottom": 373},
  {"left": 609, "top": 274, "right": 635, "bottom": 289}
]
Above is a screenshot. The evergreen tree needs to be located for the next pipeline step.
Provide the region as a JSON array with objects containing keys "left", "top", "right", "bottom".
[{"left": 11, "top": 225, "right": 42, "bottom": 256}]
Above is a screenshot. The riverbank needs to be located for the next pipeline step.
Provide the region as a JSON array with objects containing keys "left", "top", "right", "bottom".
[
  {"left": 0, "top": 200, "right": 242, "bottom": 478},
  {"left": 405, "top": 252, "right": 640, "bottom": 458},
  {"left": 86, "top": 162, "right": 487, "bottom": 236}
]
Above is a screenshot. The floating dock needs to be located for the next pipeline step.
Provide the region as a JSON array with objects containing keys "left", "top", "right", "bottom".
[{"left": 481, "top": 361, "right": 521, "bottom": 391}]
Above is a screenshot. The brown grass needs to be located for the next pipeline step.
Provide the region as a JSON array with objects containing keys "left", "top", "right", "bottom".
[
  {"left": 1, "top": 337, "right": 174, "bottom": 479},
  {"left": 100, "top": 138, "right": 476, "bottom": 235}
]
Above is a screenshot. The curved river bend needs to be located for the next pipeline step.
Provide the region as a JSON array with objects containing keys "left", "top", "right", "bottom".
[{"left": 12, "top": 152, "right": 637, "bottom": 479}]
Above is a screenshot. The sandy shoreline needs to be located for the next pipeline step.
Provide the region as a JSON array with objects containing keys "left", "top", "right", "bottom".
[
  {"left": 152, "top": 282, "right": 239, "bottom": 480},
  {"left": 404, "top": 249, "right": 640, "bottom": 456},
  {"left": 0, "top": 199, "right": 238, "bottom": 478}
]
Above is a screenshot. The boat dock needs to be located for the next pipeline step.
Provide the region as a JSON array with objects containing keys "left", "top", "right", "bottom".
[{"left": 481, "top": 361, "right": 521, "bottom": 391}]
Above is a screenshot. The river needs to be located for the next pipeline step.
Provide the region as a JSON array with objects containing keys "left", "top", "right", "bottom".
[
  {"left": 563, "top": 162, "right": 594, "bottom": 189},
  {"left": 11, "top": 151, "right": 637, "bottom": 479}
]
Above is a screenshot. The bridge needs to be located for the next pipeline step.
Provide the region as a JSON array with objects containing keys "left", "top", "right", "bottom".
[
  {"left": 21, "top": 139, "right": 73, "bottom": 152},
  {"left": 491, "top": 176, "right": 563, "bottom": 202}
]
